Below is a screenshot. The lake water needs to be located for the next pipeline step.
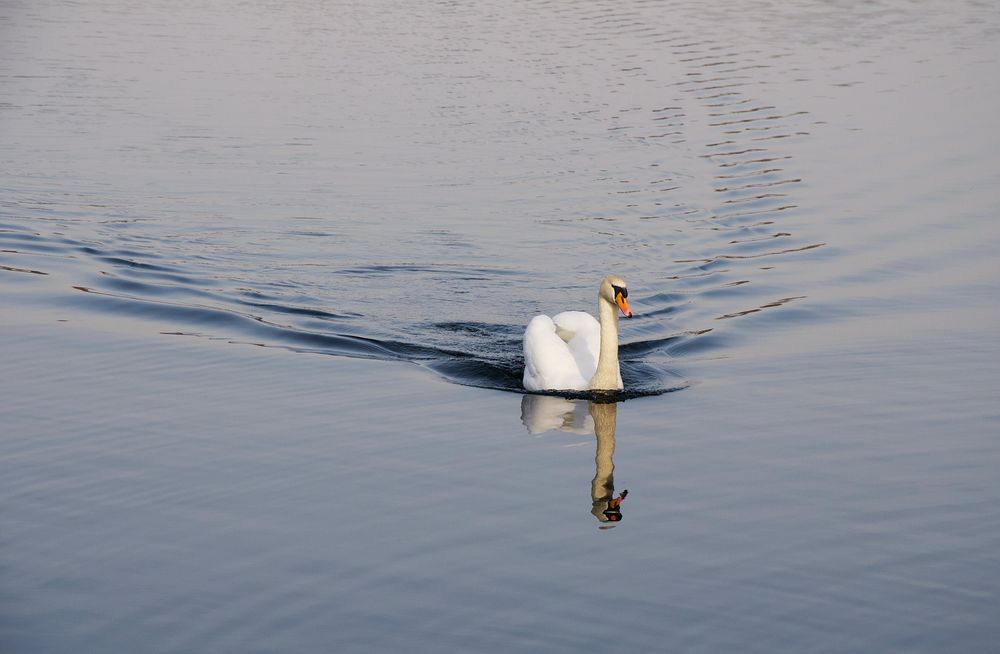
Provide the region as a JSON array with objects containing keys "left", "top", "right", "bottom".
[{"left": 2, "top": 0, "right": 999, "bottom": 651}]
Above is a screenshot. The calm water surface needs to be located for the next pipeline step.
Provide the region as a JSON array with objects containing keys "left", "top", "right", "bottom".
[{"left": 2, "top": 1, "right": 999, "bottom": 652}]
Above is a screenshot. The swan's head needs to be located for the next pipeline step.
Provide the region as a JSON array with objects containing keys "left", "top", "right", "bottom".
[{"left": 600, "top": 275, "right": 632, "bottom": 318}]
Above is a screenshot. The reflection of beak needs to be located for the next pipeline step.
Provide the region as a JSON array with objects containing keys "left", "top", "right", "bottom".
[
  {"left": 602, "top": 490, "right": 628, "bottom": 521},
  {"left": 615, "top": 292, "right": 632, "bottom": 318}
]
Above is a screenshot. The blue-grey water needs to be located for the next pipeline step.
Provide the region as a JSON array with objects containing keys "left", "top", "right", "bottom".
[{"left": 2, "top": 1, "right": 999, "bottom": 652}]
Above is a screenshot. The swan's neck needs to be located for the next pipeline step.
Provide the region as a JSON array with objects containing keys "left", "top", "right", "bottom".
[{"left": 589, "top": 297, "right": 622, "bottom": 391}]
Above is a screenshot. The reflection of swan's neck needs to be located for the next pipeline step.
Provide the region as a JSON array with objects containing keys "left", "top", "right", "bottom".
[
  {"left": 589, "top": 296, "right": 621, "bottom": 390},
  {"left": 589, "top": 401, "right": 617, "bottom": 508}
]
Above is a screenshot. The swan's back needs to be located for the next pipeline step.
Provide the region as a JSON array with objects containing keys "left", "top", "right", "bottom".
[{"left": 523, "top": 312, "right": 600, "bottom": 391}]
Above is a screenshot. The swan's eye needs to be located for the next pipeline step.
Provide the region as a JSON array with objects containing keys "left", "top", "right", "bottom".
[{"left": 612, "top": 285, "right": 627, "bottom": 299}]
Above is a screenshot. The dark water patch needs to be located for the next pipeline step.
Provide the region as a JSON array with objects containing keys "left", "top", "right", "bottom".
[
  {"left": 722, "top": 234, "right": 800, "bottom": 256},
  {"left": 716, "top": 295, "right": 807, "bottom": 321},
  {"left": 716, "top": 154, "right": 792, "bottom": 168},
  {"left": 336, "top": 263, "right": 518, "bottom": 280},
  {"left": 701, "top": 147, "right": 769, "bottom": 159},
  {"left": 714, "top": 166, "right": 785, "bottom": 180},
  {"left": 100, "top": 265, "right": 212, "bottom": 287},
  {"left": 728, "top": 232, "right": 791, "bottom": 245},
  {"left": 710, "top": 104, "right": 778, "bottom": 117},
  {"left": 676, "top": 242, "right": 826, "bottom": 264},
  {"left": 518, "top": 373, "right": 688, "bottom": 402},
  {"left": 239, "top": 300, "right": 358, "bottom": 321},
  {"left": 716, "top": 177, "right": 801, "bottom": 193},
  {"left": 94, "top": 255, "right": 175, "bottom": 272},
  {"left": 0, "top": 264, "right": 48, "bottom": 275},
  {"left": 423, "top": 357, "right": 525, "bottom": 393},
  {"left": 710, "top": 205, "right": 797, "bottom": 225},
  {"left": 104, "top": 247, "right": 168, "bottom": 260},
  {"left": 93, "top": 273, "right": 222, "bottom": 299},
  {"left": 69, "top": 285, "right": 404, "bottom": 361}
]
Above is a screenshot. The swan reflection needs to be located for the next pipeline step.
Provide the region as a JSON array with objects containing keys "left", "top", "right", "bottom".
[{"left": 520, "top": 395, "right": 629, "bottom": 525}]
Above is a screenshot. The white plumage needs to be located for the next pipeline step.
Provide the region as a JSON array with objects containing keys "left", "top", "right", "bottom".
[
  {"left": 522, "top": 276, "right": 632, "bottom": 392},
  {"left": 523, "top": 312, "right": 602, "bottom": 391}
]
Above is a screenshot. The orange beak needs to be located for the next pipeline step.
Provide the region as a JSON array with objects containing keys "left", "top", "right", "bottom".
[{"left": 615, "top": 292, "right": 632, "bottom": 318}]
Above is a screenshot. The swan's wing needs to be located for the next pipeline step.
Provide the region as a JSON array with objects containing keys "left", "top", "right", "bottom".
[
  {"left": 551, "top": 311, "right": 600, "bottom": 382},
  {"left": 523, "top": 314, "right": 589, "bottom": 391}
]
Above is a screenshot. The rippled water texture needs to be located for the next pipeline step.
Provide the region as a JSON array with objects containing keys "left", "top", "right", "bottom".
[
  {"left": 2, "top": 0, "right": 999, "bottom": 652},
  {"left": 1, "top": 0, "right": 849, "bottom": 394}
]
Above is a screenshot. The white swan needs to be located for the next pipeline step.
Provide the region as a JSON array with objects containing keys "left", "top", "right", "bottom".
[{"left": 523, "top": 275, "right": 633, "bottom": 392}]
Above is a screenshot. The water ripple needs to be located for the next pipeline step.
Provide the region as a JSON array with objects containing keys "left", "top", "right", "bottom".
[{"left": 0, "top": 0, "right": 835, "bottom": 399}]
